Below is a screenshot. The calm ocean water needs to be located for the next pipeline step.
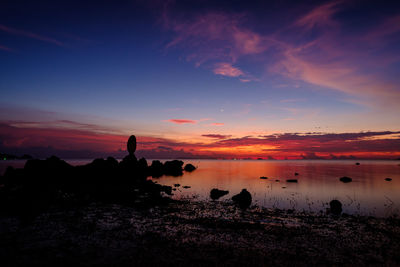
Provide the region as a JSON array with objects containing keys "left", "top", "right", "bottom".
[{"left": 1, "top": 159, "right": 399, "bottom": 217}]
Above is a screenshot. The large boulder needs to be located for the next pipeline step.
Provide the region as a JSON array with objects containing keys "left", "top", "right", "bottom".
[
  {"left": 163, "top": 160, "right": 184, "bottom": 176},
  {"left": 232, "top": 189, "right": 252, "bottom": 209},
  {"left": 330, "top": 200, "right": 342, "bottom": 215},
  {"left": 149, "top": 160, "right": 164, "bottom": 178},
  {"left": 210, "top": 188, "right": 229, "bottom": 200}
]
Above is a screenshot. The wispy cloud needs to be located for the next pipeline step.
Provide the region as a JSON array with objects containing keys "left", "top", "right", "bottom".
[
  {"left": 161, "top": 2, "right": 400, "bottom": 110},
  {"left": 202, "top": 134, "right": 231, "bottom": 139},
  {"left": 213, "top": 62, "right": 244, "bottom": 77},
  {"left": 0, "top": 24, "right": 64, "bottom": 46},
  {"left": 211, "top": 122, "right": 224, "bottom": 126},
  {"left": 0, "top": 44, "right": 13, "bottom": 52},
  {"left": 295, "top": 1, "right": 342, "bottom": 30},
  {"left": 166, "top": 119, "right": 197, "bottom": 124}
]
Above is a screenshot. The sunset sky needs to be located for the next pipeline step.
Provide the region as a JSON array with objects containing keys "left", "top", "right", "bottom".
[{"left": 1, "top": 0, "right": 400, "bottom": 159}]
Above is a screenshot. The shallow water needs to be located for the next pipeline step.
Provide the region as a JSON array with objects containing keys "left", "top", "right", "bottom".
[
  {"left": 1, "top": 159, "right": 399, "bottom": 217},
  {"left": 154, "top": 160, "right": 400, "bottom": 217}
]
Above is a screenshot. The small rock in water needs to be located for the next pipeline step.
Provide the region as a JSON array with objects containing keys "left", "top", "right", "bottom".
[
  {"left": 385, "top": 178, "right": 392, "bottom": 181},
  {"left": 330, "top": 200, "right": 342, "bottom": 215},
  {"left": 174, "top": 184, "right": 180, "bottom": 187},
  {"left": 232, "top": 189, "right": 252, "bottom": 209},
  {"left": 182, "top": 186, "right": 191, "bottom": 189},
  {"left": 184, "top": 163, "right": 196, "bottom": 172},
  {"left": 355, "top": 162, "right": 360, "bottom": 165},
  {"left": 286, "top": 179, "right": 298, "bottom": 183},
  {"left": 275, "top": 179, "right": 280, "bottom": 182},
  {"left": 294, "top": 172, "right": 299, "bottom": 176},
  {"left": 260, "top": 176, "right": 268, "bottom": 179},
  {"left": 210, "top": 189, "right": 229, "bottom": 200},
  {"left": 340, "top": 176, "right": 352, "bottom": 183}
]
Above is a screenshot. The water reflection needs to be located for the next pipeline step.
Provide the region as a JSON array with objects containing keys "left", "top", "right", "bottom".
[
  {"left": 155, "top": 160, "right": 400, "bottom": 217},
  {"left": 1, "top": 159, "right": 399, "bottom": 217}
]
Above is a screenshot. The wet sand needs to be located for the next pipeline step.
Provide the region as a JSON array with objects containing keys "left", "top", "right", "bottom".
[{"left": 1, "top": 200, "right": 399, "bottom": 266}]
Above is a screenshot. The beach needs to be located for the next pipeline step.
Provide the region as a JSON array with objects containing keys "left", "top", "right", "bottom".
[{"left": 1, "top": 199, "right": 400, "bottom": 266}]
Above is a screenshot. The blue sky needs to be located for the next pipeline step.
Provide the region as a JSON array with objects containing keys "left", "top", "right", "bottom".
[{"left": 1, "top": 0, "right": 400, "bottom": 158}]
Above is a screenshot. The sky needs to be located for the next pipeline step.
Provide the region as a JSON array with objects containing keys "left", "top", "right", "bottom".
[{"left": 0, "top": 0, "right": 400, "bottom": 159}]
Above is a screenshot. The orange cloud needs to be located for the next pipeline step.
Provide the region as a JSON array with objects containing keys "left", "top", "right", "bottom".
[
  {"left": 211, "top": 123, "right": 224, "bottom": 126},
  {"left": 1, "top": 120, "right": 399, "bottom": 159},
  {"left": 167, "top": 119, "right": 197, "bottom": 124}
]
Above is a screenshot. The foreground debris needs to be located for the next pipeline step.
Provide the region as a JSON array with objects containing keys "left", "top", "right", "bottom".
[{"left": 0, "top": 200, "right": 399, "bottom": 266}]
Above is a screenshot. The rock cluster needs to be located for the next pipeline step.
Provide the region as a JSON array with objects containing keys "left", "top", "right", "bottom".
[{"left": 0, "top": 135, "right": 196, "bottom": 221}]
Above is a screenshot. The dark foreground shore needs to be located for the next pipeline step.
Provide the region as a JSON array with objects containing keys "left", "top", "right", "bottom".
[{"left": 1, "top": 199, "right": 400, "bottom": 266}]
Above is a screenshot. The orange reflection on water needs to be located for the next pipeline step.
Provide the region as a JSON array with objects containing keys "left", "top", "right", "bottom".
[{"left": 155, "top": 160, "right": 400, "bottom": 217}]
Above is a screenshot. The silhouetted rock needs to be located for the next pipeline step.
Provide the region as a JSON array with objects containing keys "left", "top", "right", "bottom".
[
  {"left": 210, "top": 189, "right": 229, "bottom": 200},
  {"left": 232, "top": 189, "right": 252, "bottom": 209},
  {"left": 294, "top": 172, "right": 299, "bottom": 176},
  {"left": 106, "top": 157, "right": 119, "bottom": 168},
  {"left": 286, "top": 179, "right": 298, "bottom": 183},
  {"left": 119, "top": 154, "right": 138, "bottom": 169},
  {"left": 183, "top": 186, "right": 191, "bottom": 189},
  {"left": 163, "top": 160, "right": 184, "bottom": 176},
  {"left": 127, "top": 135, "right": 137, "bottom": 155},
  {"left": 385, "top": 178, "right": 392, "bottom": 181},
  {"left": 355, "top": 162, "right": 360, "bottom": 165},
  {"left": 260, "top": 176, "right": 267, "bottom": 179},
  {"left": 184, "top": 163, "right": 196, "bottom": 172},
  {"left": 174, "top": 184, "right": 180, "bottom": 187},
  {"left": 330, "top": 200, "right": 342, "bottom": 215},
  {"left": 137, "top": 157, "right": 149, "bottom": 175},
  {"left": 340, "top": 176, "right": 352, "bottom": 183},
  {"left": 0, "top": 135, "right": 197, "bottom": 221},
  {"left": 149, "top": 160, "right": 163, "bottom": 178}
]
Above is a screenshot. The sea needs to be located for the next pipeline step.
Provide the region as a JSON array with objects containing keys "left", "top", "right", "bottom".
[{"left": 1, "top": 159, "right": 399, "bottom": 217}]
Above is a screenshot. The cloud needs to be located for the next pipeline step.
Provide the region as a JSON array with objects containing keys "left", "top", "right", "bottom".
[
  {"left": 211, "top": 123, "right": 224, "bottom": 126},
  {"left": 202, "top": 134, "right": 232, "bottom": 139},
  {"left": 0, "top": 45, "right": 13, "bottom": 52},
  {"left": 364, "top": 15, "right": 400, "bottom": 41},
  {"left": 163, "top": 11, "right": 271, "bottom": 70},
  {"left": 1, "top": 119, "right": 399, "bottom": 159},
  {"left": 213, "top": 62, "right": 244, "bottom": 77},
  {"left": 166, "top": 119, "right": 197, "bottom": 124},
  {"left": 215, "top": 131, "right": 400, "bottom": 155},
  {"left": 295, "top": 1, "right": 342, "bottom": 30},
  {"left": 161, "top": 2, "right": 400, "bottom": 110},
  {"left": 0, "top": 24, "right": 64, "bottom": 46}
]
